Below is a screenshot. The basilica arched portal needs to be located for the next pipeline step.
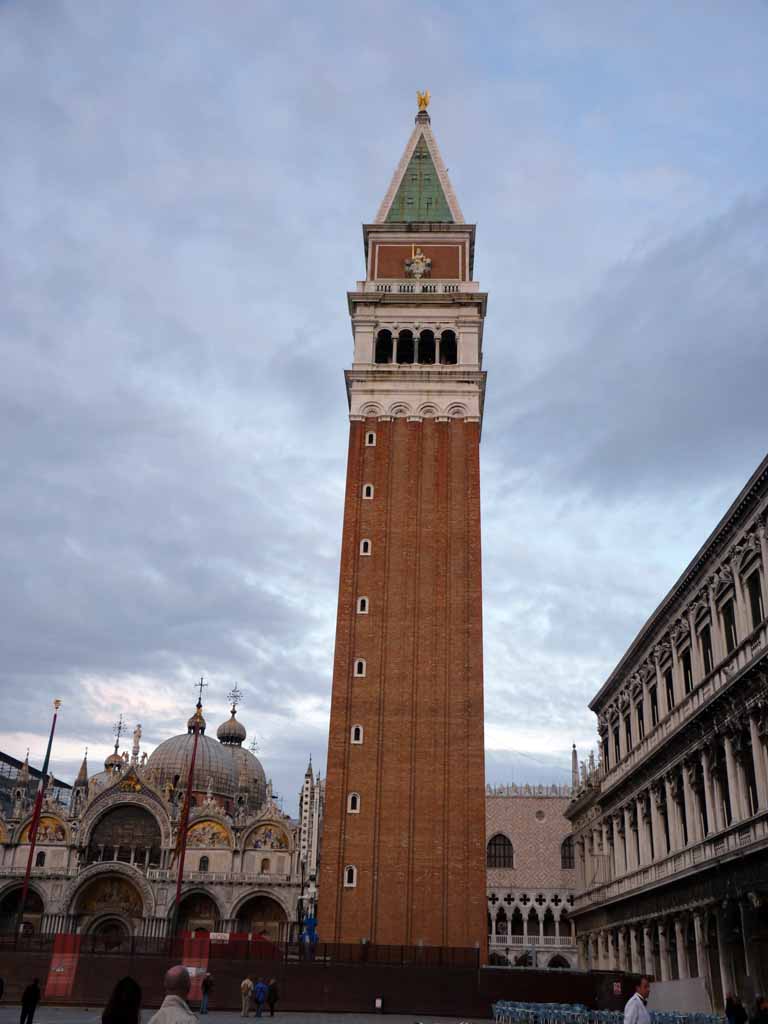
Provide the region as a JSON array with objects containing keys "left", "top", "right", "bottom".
[
  {"left": 74, "top": 875, "right": 144, "bottom": 935},
  {"left": 0, "top": 886, "right": 44, "bottom": 935},
  {"left": 175, "top": 890, "right": 221, "bottom": 934},
  {"left": 235, "top": 894, "right": 288, "bottom": 942}
]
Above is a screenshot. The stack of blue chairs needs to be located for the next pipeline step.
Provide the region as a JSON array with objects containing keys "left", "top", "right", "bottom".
[{"left": 492, "top": 1003, "right": 724, "bottom": 1024}]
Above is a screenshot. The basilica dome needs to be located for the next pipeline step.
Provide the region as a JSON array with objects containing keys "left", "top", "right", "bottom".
[
  {"left": 147, "top": 720, "right": 236, "bottom": 802},
  {"left": 142, "top": 703, "right": 267, "bottom": 810}
]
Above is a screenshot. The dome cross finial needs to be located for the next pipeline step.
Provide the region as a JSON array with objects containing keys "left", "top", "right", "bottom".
[
  {"left": 227, "top": 683, "right": 243, "bottom": 714},
  {"left": 195, "top": 676, "right": 207, "bottom": 708},
  {"left": 113, "top": 714, "right": 125, "bottom": 753}
]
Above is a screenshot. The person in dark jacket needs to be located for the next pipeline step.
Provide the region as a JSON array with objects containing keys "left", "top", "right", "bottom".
[
  {"left": 267, "top": 979, "right": 279, "bottom": 1017},
  {"left": 200, "top": 973, "right": 213, "bottom": 1015},
  {"left": 102, "top": 976, "right": 142, "bottom": 1024},
  {"left": 0, "top": 976, "right": 5, "bottom": 1001},
  {"left": 751, "top": 997, "right": 768, "bottom": 1024},
  {"left": 20, "top": 979, "right": 41, "bottom": 1024}
]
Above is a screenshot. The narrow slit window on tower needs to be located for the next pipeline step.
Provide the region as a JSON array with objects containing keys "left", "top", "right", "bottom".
[
  {"left": 357, "top": 596, "right": 368, "bottom": 614},
  {"left": 362, "top": 483, "right": 374, "bottom": 499},
  {"left": 344, "top": 865, "right": 357, "bottom": 887},
  {"left": 365, "top": 431, "right": 376, "bottom": 446},
  {"left": 347, "top": 792, "right": 360, "bottom": 813},
  {"left": 360, "top": 539, "right": 371, "bottom": 556},
  {"left": 354, "top": 659, "right": 366, "bottom": 677},
  {"left": 440, "top": 330, "right": 457, "bottom": 365},
  {"left": 351, "top": 724, "right": 364, "bottom": 744}
]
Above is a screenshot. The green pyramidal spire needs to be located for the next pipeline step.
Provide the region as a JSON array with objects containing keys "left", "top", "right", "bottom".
[
  {"left": 385, "top": 135, "right": 453, "bottom": 223},
  {"left": 375, "top": 105, "right": 464, "bottom": 225}
]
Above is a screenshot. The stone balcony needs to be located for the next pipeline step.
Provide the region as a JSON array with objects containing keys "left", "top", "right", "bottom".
[
  {"left": 355, "top": 279, "right": 479, "bottom": 294},
  {"left": 573, "top": 806, "right": 768, "bottom": 912},
  {"left": 489, "top": 934, "right": 574, "bottom": 948},
  {"left": 146, "top": 868, "right": 295, "bottom": 886}
]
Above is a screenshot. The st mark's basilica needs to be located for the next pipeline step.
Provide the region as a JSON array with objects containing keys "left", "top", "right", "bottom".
[{"left": 0, "top": 693, "right": 323, "bottom": 946}]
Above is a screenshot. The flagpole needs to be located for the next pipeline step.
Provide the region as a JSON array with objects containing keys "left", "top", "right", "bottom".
[
  {"left": 18, "top": 699, "right": 62, "bottom": 936},
  {"left": 171, "top": 688, "right": 204, "bottom": 938}
]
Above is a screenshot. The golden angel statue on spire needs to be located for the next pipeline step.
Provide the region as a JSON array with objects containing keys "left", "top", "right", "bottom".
[{"left": 417, "top": 90, "right": 430, "bottom": 111}]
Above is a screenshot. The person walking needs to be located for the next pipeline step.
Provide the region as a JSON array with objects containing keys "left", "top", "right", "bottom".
[
  {"left": 200, "top": 973, "right": 212, "bottom": 1015},
  {"left": 240, "top": 977, "right": 253, "bottom": 1018},
  {"left": 148, "top": 966, "right": 197, "bottom": 1024},
  {"left": 102, "top": 977, "right": 142, "bottom": 1024},
  {"left": 266, "top": 979, "right": 279, "bottom": 1018},
  {"left": 624, "top": 976, "right": 651, "bottom": 1024},
  {"left": 0, "top": 976, "right": 5, "bottom": 1002},
  {"left": 19, "top": 979, "right": 41, "bottom": 1024},
  {"left": 252, "top": 978, "right": 268, "bottom": 1019}
]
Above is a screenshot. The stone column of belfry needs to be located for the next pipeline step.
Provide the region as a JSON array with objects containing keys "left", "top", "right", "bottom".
[{"left": 317, "top": 96, "right": 488, "bottom": 955}]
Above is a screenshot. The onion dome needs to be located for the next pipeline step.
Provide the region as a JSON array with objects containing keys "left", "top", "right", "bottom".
[
  {"left": 187, "top": 711, "right": 207, "bottom": 734},
  {"left": 217, "top": 707, "right": 247, "bottom": 746},
  {"left": 104, "top": 747, "right": 123, "bottom": 772}
]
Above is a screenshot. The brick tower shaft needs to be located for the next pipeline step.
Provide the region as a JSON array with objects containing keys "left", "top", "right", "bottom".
[{"left": 318, "top": 100, "right": 488, "bottom": 953}]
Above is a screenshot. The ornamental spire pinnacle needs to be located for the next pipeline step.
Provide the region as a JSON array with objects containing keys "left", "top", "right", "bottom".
[{"left": 374, "top": 94, "right": 463, "bottom": 224}]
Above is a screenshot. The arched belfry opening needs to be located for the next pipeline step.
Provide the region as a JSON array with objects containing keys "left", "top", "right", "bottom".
[
  {"left": 396, "top": 329, "right": 414, "bottom": 364},
  {"left": 440, "top": 329, "right": 457, "bottom": 364},
  {"left": 374, "top": 329, "right": 393, "bottom": 364},
  {"left": 419, "top": 329, "right": 436, "bottom": 364}
]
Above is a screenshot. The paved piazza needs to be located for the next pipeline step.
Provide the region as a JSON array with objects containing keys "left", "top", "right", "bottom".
[{"left": 0, "top": 1012, "right": 485, "bottom": 1024}]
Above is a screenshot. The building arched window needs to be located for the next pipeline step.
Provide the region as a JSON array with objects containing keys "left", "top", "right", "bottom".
[
  {"left": 360, "top": 539, "right": 371, "bottom": 555},
  {"left": 353, "top": 658, "right": 366, "bottom": 677},
  {"left": 344, "top": 864, "right": 357, "bottom": 887},
  {"left": 351, "top": 725, "right": 364, "bottom": 744},
  {"left": 261, "top": 857, "right": 270, "bottom": 873},
  {"left": 362, "top": 483, "right": 374, "bottom": 499},
  {"left": 199, "top": 855, "right": 209, "bottom": 872},
  {"left": 347, "top": 792, "right": 360, "bottom": 813},
  {"left": 357, "top": 596, "right": 368, "bottom": 614},
  {"left": 487, "top": 833, "right": 514, "bottom": 868},
  {"left": 35, "top": 851, "right": 46, "bottom": 868},
  {"left": 365, "top": 431, "right": 376, "bottom": 446},
  {"left": 561, "top": 836, "right": 575, "bottom": 869}
]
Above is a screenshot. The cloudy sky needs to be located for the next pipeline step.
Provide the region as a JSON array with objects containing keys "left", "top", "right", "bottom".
[{"left": 1, "top": 1, "right": 767, "bottom": 813}]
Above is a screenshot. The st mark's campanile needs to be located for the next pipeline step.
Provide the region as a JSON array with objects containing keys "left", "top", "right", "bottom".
[{"left": 318, "top": 96, "right": 488, "bottom": 953}]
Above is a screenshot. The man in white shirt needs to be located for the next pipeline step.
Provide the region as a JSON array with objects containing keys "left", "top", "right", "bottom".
[
  {"left": 149, "top": 966, "right": 198, "bottom": 1024},
  {"left": 624, "top": 976, "right": 651, "bottom": 1024}
]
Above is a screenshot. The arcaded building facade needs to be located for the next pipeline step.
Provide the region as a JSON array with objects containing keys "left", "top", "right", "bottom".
[
  {"left": 318, "top": 97, "right": 488, "bottom": 950},
  {"left": 0, "top": 701, "right": 323, "bottom": 945},
  {"left": 567, "top": 454, "right": 768, "bottom": 1007},
  {"left": 486, "top": 784, "right": 577, "bottom": 969}
]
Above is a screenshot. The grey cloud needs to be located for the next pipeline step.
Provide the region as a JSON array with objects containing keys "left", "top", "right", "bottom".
[{"left": 1, "top": 1, "right": 767, "bottom": 810}]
